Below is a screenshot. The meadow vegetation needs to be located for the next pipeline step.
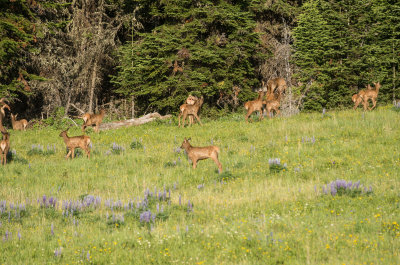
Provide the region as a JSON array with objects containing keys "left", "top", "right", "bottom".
[{"left": 0, "top": 107, "right": 399, "bottom": 264}]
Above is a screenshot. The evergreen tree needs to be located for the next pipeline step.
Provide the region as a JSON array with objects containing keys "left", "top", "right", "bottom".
[
  {"left": 113, "top": 0, "right": 262, "bottom": 115},
  {"left": 0, "top": 0, "right": 40, "bottom": 99}
]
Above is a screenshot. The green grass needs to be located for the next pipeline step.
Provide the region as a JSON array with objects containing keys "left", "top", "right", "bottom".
[{"left": 1, "top": 107, "right": 400, "bottom": 264}]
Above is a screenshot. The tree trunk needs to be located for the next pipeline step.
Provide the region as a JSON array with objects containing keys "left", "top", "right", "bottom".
[{"left": 88, "top": 0, "right": 104, "bottom": 113}]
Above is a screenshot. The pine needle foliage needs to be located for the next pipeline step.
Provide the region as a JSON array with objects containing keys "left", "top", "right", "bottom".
[{"left": 113, "top": 0, "right": 263, "bottom": 115}]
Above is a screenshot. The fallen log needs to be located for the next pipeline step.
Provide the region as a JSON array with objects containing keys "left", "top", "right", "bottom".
[{"left": 99, "top": 112, "right": 172, "bottom": 131}]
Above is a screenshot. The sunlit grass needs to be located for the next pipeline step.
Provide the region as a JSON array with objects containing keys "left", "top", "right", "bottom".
[{"left": 0, "top": 108, "right": 399, "bottom": 264}]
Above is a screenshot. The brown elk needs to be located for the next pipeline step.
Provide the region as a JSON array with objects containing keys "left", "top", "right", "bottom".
[
  {"left": 244, "top": 91, "right": 265, "bottom": 123},
  {"left": 179, "top": 95, "right": 198, "bottom": 125},
  {"left": 263, "top": 92, "right": 282, "bottom": 118},
  {"left": 362, "top": 82, "right": 380, "bottom": 111},
  {"left": 81, "top": 109, "right": 106, "bottom": 133},
  {"left": 352, "top": 93, "right": 363, "bottom": 110},
  {"left": 11, "top": 113, "right": 28, "bottom": 131},
  {"left": 180, "top": 137, "right": 222, "bottom": 173},
  {"left": 59, "top": 128, "right": 91, "bottom": 159},
  {"left": 179, "top": 96, "right": 204, "bottom": 127},
  {"left": 265, "top": 78, "right": 287, "bottom": 98},
  {"left": 0, "top": 102, "right": 10, "bottom": 132},
  {"left": 0, "top": 130, "right": 10, "bottom": 165}
]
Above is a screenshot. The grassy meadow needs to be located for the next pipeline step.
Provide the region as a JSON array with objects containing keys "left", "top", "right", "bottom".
[{"left": 1, "top": 107, "right": 400, "bottom": 264}]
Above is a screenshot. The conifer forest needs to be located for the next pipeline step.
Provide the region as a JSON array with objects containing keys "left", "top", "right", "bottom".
[{"left": 1, "top": 0, "right": 399, "bottom": 118}]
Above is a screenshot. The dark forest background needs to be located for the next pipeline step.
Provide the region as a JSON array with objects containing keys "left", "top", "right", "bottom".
[{"left": 1, "top": 0, "right": 399, "bottom": 119}]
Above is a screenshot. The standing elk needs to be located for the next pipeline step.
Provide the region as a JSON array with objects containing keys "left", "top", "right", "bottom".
[
  {"left": 59, "top": 128, "right": 91, "bottom": 159},
  {"left": 80, "top": 109, "right": 106, "bottom": 133},
  {"left": 179, "top": 95, "right": 198, "bottom": 126},
  {"left": 352, "top": 93, "right": 363, "bottom": 110},
  {"left": 10, "top": 113, "right": 28, "bottom": 131},
  {"left": 179, "top": 96, "right": 204, "bottom": 127},
  {"left": 265, "top": 78, "right": 287, "bottom": 98},
  {"left": 0, "top": 101, "right": 10, "bottom": 132},
  {"left": 362, "top": 82, "right": 380, "bottom": 111},
  {"left": 263, "top": 91, "right": 282, "bottom": 118},
  {"left": 180, "top": 137, "right": 222, "bottom": 173},
  {"left": 244, "top": 91, "right": 265, "bottom": 123},
  {"left": 0, "top": 130, "right": 10, "bottom": 165}
]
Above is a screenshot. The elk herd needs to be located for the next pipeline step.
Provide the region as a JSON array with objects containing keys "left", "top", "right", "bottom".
[{"left": 0, "top": 78, "right": 384, "bottom": 172}]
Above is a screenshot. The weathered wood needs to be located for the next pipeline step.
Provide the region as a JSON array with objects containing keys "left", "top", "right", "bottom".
[{"left": 99, "top": 112, "right": 172, "bottom": 130}]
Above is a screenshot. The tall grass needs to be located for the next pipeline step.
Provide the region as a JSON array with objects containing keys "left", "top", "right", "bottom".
[{"left": 0, "top": 108, "right": 399, "bottom": 264}]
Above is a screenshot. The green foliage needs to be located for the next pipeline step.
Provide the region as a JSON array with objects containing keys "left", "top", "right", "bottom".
[
  {"left": 0, "top": 0, "right": 38, "bottom": 98},
  {"left": 293, "top": 0, "right": 400, "bottom": 110},
  {"left": 113, "top": 0, "right": 262, "bottom": 115}
]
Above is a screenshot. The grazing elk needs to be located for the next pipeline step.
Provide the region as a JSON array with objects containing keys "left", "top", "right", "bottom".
[
  {"left": 244, "top": 91, "right": 265, "bottom": 123},
  {"left": 263, "top": 92, "right": 282, "bottom": 118},
  {"left": 179, "top": 96, "right": 204, "bottom": 127},
  {"left": 265, "top": 78, "right": 287, "bottom": 98},
  {"left": 362, "top": 82, "right": 380, "bottom": 111},
  {"left": 180, "top": 137, "right": 222, "bottom": 173},
  {"left": 11, "top": 113, "right": 28, "bottom": 131},
  {"left": 81, "top": 109, "right": 106, "bottom": 133},
  {"left": 59, "top": 128, "right": 91, "bottom": 159},
  {"left": 0, "top": 130, "right": 10, "bottom": 165}
]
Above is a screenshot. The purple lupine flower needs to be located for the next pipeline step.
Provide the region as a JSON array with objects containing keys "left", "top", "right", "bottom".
[
  {"left": 140, "top": 211, "right": 152, "bottom": 223},
  {"left": 179, "top": 195, "right": 181, "bottom": 206},
  {"left": 87, "top": 251, "right": 90, "bottom": 262},
  {"left": 18, "top": 230, "right": 21, "bottom": 240},
  {"left": 51, "top": 223, "right": 54, "bottom": 235},
  {"left": 197, "top": 184, "right": 204, "bottom": 190}
]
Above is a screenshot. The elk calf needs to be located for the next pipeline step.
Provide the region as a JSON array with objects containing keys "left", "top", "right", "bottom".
[
  {"left": 59, "top": 128, "right": 91, "bottom": 159},
  {"left": 179, "top": 95, "right": 198, "bottom": 126},
  {"left": 263, "top": 92, "right": 282, "bottom": 118},
  {"left": 81, "top": 109, "right": 106, "bottom": 133},
  {"left": 11, "top": 113, "right": 28, "bottom": 131},
  {"left": 362, "top": 82, "right": 380, "bottom": 111},
  {"left": 352, "top": 93, "right": 363, "bottom": 110},
  {"left": 180, "top": 137, "right": 222, "bottom": 173},
  {"left": 244, "top": 91, "right": 265, "bottom": 123},
  {"left": 0, "top": 130, "right": 10, "bottom": 165},
  {"left": 179, "top": 96, "right": 204, "bottom": 127}
]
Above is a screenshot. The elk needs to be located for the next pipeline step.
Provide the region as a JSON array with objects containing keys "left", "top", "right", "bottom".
[
  {"left": 179, "top": 95, "right": 198, "bottom": 125},
  {"left": 180, "top": 137, "right": 222, "bottom": 173},
  {"left": 263, "top": 92, "right": 282, "bottom": 118},
  {"left": 362, "top": 82, "right": 380, "bottom": 111},
  {"left": 59, "top": 128, "right": 91, "bottom": 159},
  {"left": 81, "top": 109, "right": 106, "bottom": 133},
  {"left": 10, "top": 113, "right": 28, "bottom": 131},
  {"left": 352, "top": 93, "right": 363, "bottom": 110},
  {"left": 0, "top": 102, "right": 10, "bottom": 132},
  {"left": 244, "top": 91, "right": 265, "bottom": 123},
  {"left": 265, "top": 78, "right": 287, "bottom": 98},
  {"left": 0, "top": 130, "right": 10, "bottom": 165},
  {"left": 179, "top": 96, "right": 204, "bottom": 127}
]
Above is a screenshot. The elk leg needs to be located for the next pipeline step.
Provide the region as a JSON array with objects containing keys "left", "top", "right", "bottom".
[
  {"left": 85, "top": 148, "right": 90, "bottom": 159},
  {"left": 178, "top": 113, "right": 182, "bottom": 127},
  {"left": 211, "top": 156, "right": 222, "bottom": 173},
  {"left": 71, "top": 148, "right": 75, "bottom": 159},
  {"left": 258, "top": 109, "right": 263, "bottom": 121},
  {"left": 193, "top": 113, "right": 202, "bottom": 126},
  {"left": 192, "top": 159, "right": 197, "bottom": 169},
  {"left": 370, "top": 99, "right": 376, "bottom": 110},
  {"left": 245, "top": 110, "right": 252, "bottom": 123},
  {"left": 66, "top": 150, "right": 72, "bottom": 159},
  {"left": 182, "top": 112, "right": 187, "bottom": 127}
]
